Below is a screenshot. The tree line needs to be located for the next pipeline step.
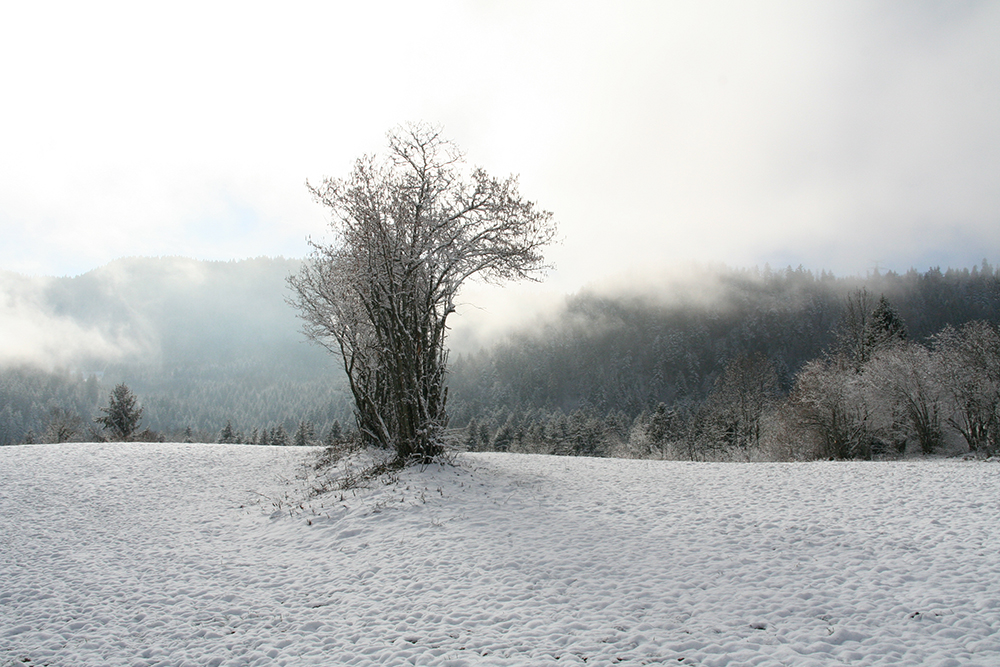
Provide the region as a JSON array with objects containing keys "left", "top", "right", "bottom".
[
  {"left": 0, "top": 366, "right": 351, "bottom": 447},
  {"left": 447, "top": 264, "right": 1000, "bottom": 460},
  {"left": 2, "top": 262, "right": 997, "bottom": 457}
]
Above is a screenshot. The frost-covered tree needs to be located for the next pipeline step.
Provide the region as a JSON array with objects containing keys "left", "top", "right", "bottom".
[
  {"left": 269, "top": 425, "right": 289, "bottom": 447},
  {"left": 464, "top": 417, "right": 482, "bottom": 451},
  {"left": 834, "top": 290, "right": 907, "bottom": 372},
  {"left": 43, "top": 407, "right": 84, "bottom": 444},
  {"left": 324, "top": 420, "right": 343, "bottom": 446},
  {"left": 790, "top": 291, "right": 915, "bottom": 459},
  {"left": 288, "top": 123, "right": 555, "bottom": 464},
  {"left": 491, "top": 414, "right": 517, "bottom": 452},
  {"left": 933, "top": 321, "right": 1000, "bottom": 454},
  {"left": 866, "top": 295, "right": 908, "bottom": 351},
  {"left": 95, "top": 383, "right": 144, "bottom": 441},
  {"left": 790, "top": 359, "right": 876, "bottom": 459},
  {"left": 0, "top": 405, "right": 22, "bottom": 446},
  {"left": 705, "top": 352, "right": 779, "bottom": 456},
  {"left": 865, "top": 343, "right": 943, "bottom": 455},
  {"left": 645, "top": 403, "right": 673, "bottom": 451}
]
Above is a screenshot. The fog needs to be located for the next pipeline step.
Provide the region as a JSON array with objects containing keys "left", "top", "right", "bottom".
[
  {"left": 0, "top": 272, "right": 149, "bottom": 368},
  {"left": 1, "top": 2, "right": 997, "bottom": 286},
  {"left": 0, "top": 257, "right": 328, "bottom": 372},
  {"left": 450, "top": 263, "right": 818, "bottom": 354},
  {"left": 2, "top": 3, "right": 999, "bottom": 448},
  {"left": 3, "top": 256, "right": 993, "bottom": 369},
  {"left": 1, "top": 256, "right": 996, "bottom": 447}
]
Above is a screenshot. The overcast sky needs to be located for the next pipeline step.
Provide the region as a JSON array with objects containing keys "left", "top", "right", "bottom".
[{"left": 2, "top": 0, "right": 998, "bottom": 296}]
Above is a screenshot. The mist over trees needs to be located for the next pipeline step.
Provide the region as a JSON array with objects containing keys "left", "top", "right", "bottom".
[
  {"left": 1, "top": 258, "right": 998, "bottom": 459},
  {"left": 447, "top": 263, "right": 1000, "bottom": 460},
  {"left": 449, "top": 264, "right": 998, "bottom": 418},
  {"left": 0, "top": 256, "right": 352, "bottom": 445}
]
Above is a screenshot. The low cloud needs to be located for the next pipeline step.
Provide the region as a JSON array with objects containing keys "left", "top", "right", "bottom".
[{"left": 0, "top": 272, "right": 147, "bottom": 369}]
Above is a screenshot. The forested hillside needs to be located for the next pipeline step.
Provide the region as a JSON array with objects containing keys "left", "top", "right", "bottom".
[
  {"left": 0, "top": 257, "right": 351, "bottom": 444},
  {"left": 2, "top": 259, "right": 998, "bottom": 456},
  {"left": 446, "top": 263, "right": 1000, "bottom": 459},
  {"left": 449, "top": 263, "right": 1000, "bottom": 420}
]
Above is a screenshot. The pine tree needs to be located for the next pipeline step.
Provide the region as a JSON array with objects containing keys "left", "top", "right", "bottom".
[
  {"left": 491, "top": 414, "right": 516, "bottom": 452},
  {"left": 293, "top": 420, "right": 315, "bottom": 447},
  {"left": 325, "top": 420, "right": 343, "bottom": 446},
  {"left": 866, "top": 295, "right": 908, "bottom": 351},
  {"left": 219, "top": 420, "right": 237, "bottom": 444},
  {"left": 270, "top": 425, "right": 289, "bottom": 447},
  {"left": 647, "top": 403, "right": 674, "bottom": 448},
  {"left": 465, "top": 417, "right": 481, "bottom": 451},
  {"left": 94, "top": 383, "right": 144, "bottom": 441}
]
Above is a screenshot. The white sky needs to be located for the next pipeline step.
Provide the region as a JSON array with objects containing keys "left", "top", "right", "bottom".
[{"left": 2, "top": 0, "right": 998, "bottom": 296}]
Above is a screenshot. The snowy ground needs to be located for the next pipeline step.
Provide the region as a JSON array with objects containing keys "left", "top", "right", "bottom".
[{"left": 1, "top": 444, "right": 999, "bottom": 666}]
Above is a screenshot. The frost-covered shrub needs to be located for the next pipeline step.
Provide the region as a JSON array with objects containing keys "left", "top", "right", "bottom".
[{"left": 933, "top": 321, "right": 1000, "bottom": 455}]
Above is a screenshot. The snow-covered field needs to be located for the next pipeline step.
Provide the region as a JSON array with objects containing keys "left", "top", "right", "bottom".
[{"left": 1, "top": 444, "right": 998, "bottom": 666}]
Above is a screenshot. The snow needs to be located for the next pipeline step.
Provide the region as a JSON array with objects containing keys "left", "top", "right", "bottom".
[{"left": 2, "top": 443, "right": 999, "bottom": 666}]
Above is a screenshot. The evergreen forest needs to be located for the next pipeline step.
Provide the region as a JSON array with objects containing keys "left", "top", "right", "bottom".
[{"left": 2, "top": 257, "right": 998, "bottom": 460}]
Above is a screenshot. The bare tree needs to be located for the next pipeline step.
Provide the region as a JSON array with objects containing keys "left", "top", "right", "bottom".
[
  {"left": 43, "top": 407, "right": 85, "bottom": 444},
  {"left": 865, "top": 343, "right": 944, "bottom": 455},
  {"left": 790, "top": 291, "right": 913, "bottom": 459},
  {"left": 705, "top": 352, "right": 780, "bottom": 458},
  {"left": 790, "top": 358, "right": 880, "bottom": 459},
  {"left": 832, "top": 288, "right": 876, "bottom": 371},
  {"left": 933, "top": 321, "right": 1000, "bottom": 454},
  {"left": 288, "top": 124, "right": 555, "bottom": 463}
]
